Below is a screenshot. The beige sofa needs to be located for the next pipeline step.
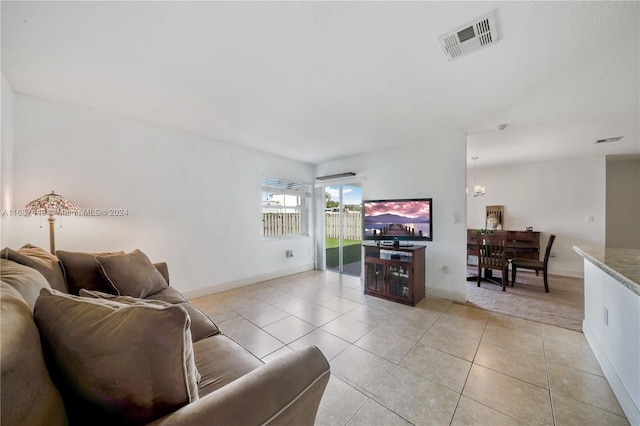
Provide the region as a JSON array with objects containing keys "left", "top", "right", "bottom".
[{"left": 1, "top": 245, "right": 330, "bottom": 425}]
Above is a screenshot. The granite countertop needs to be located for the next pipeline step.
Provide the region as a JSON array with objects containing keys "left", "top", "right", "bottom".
[{"left": 573, "top": 246, "right": 640, "bottom": 297}]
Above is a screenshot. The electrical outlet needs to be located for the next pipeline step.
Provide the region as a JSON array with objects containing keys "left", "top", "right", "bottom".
[{"left": 286, "top": 250, "right": 294, "bottom": 258}]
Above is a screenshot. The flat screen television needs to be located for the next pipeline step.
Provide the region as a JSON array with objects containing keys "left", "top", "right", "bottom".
[{"left": 363, "top": 198, "right": 432, "bottom": 242}]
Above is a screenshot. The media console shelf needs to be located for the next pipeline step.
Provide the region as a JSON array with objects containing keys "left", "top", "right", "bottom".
[{"left": 363, "top": 244, "right": 425, "bottom": 306}]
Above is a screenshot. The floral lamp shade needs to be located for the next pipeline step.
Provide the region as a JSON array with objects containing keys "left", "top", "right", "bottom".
[
  {"left": 25, "top": 191, "right": 81, "bottom": 254},
  {"left": 25, "top": 191, "right": 81, "bottom": 217}
]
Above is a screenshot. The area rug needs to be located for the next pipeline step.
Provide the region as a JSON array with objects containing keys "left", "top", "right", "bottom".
[{"left": 463, "top": 270, "right": 584, "bottom": 332}]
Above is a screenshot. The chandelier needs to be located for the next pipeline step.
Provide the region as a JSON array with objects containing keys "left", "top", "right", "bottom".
[{"left": 467, "top": 157, "right": 486, "bottom": 197}]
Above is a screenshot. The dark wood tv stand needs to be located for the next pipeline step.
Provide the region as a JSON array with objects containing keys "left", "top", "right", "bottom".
[{"left": 363, "top": 244, "right": 425, "bottom": 306}]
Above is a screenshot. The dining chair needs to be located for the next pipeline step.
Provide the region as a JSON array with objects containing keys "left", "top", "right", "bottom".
[
  {"left": 476, "top": 234, "right": 509, "bottom": 291},
  {"left": 510, "top": 234, "right": 556, "bottom": 292}
]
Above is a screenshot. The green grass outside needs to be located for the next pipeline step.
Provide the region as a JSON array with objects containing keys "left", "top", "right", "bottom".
[
  {"left": 326, "top": 238, "right": 362, "bottom": 269},
  {"left": 325, "top": 238, "right": 361, "bottom": 249}
]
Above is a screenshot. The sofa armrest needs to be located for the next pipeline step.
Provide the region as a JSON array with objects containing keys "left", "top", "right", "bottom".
[
  {"left": 149, "top": 345, "right": 330, "bottom": 426},
  {"left": 153, "top": 262, "right": 170, "bottom": 285}
]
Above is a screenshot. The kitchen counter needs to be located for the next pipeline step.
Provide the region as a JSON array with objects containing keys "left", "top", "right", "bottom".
[
  {"left": 573, "top": 246, "right": 640, "bottom": 297},
  {"left": 573, "top": 245, "right": 640, "bottom": 424}
]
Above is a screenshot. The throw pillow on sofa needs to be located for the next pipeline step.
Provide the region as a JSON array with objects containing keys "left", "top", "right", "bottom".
[
  {"left": 0, "top": 259, "right": 52, "bottom": 311},
  {"left": 80, "top": 288, "right": 172, "bottom": 307},
  {"left": 96, "top": 249, "right": 168, "bottom": 298},
  {"left": 1, "top": 283, "right": 68, "bottom": 426},
  {"left": 56, "top": 250, "right": 125, "bottom": 295},
  {"left": 1, "top": 245, "right": 67, "bottom": 292},
  {"left": 34, "top": 288, "right": 199, "bottom": 425},
  {"left": 80, "top": 289, "right": 221, "bottom": 341}
]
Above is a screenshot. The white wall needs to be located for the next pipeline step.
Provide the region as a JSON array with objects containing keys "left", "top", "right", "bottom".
[
  {"left": 606, "top": 157, "right": 640, "bottom": 249},
  {"left": 1, "top": 74, "right": 15, "bottom": 245},
  {"left": 7, "top": 94, "right": 316, "bottom": 297},
  {"left": 467, "top": 157, "right": 606, "bottom": 277},
  {"left": 315, "top": 134, "right": 468, "bottom": 302}
]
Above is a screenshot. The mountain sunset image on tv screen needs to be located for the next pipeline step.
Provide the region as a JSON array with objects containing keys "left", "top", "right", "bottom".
[{"left": 363, "top": 198, "right": 432, "bottom": 241}]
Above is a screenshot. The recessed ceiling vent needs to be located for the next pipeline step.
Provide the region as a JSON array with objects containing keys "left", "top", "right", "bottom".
[
  {"left": 438, "top": 11, "right": 498, "bottom": 61},
  {"left": 595, "top": 136, "right": 624, "bottom": 144}
]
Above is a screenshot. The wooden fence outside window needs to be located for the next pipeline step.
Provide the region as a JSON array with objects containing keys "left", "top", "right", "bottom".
[
  {"left": 262, "top": 212, "right": 362, "bottom": 240},
  {"left": 262, "top": 213, "right": 302, "bottom": 237},
  {"left": 325, "top": 212, "right": 362, "bottom": 240}
]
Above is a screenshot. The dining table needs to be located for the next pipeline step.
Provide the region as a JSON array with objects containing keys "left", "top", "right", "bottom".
[{"left": 466, "top": 233, "right": 541, "bottom": 284}]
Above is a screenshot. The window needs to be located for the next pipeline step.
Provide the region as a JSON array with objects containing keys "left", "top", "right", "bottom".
[{"left": 261, "top": 176, "right": 311, "bottom": 238}]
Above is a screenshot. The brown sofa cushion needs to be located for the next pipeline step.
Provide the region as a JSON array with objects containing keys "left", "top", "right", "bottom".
[
  {"left": 34, "top": 288, "right": 199, "bottom": 425},
  {"left": 193, "top": 335, "right": 264, "bottom": 398},
  {"left": 0, "top": 258, "right": 51, "bottom": 311},
  {"left": 148, "top": 286, "right": 189, "bottom": 304},
  {"left": 97, "top": 249, "right": 168, "bottom": 298},
  {"left": 148, "top": 288, "right": 223, "bottom": 339},
  {"left": 169, "top": 303, "right": 221, "bottom": 341},
  {"left": 80, "top": 289, "right": 220, "bottom": 341},
  {"left": 0, "top": 283, "right": 68, "bottom": 426},
  {"left": 56, "top": 250, "right": 124, "bottom": 295},
  {"left": 1, "top": 245, "right": 67, "bottom": 292}
]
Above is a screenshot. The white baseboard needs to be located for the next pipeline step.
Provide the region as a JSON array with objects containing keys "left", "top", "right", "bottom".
[
  {"left": 583, "top": 320, "right": 640, "bottom": 425},
  {"left": 182, "top": 263, "right": 315, "bottom": 299},
  {"left": 549, "top": 267, "right": 583, "bottom": 278}
]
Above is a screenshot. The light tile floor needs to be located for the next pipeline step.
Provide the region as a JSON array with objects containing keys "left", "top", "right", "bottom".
[{"left": 190, "top": 270, "right": 630, "bottom": 426}]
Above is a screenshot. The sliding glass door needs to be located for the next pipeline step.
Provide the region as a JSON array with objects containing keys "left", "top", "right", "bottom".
[{"left": 323, "top": 183, "right": 362, "bottom": 276}]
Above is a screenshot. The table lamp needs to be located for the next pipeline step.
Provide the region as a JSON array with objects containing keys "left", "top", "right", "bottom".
[{"left": 25, "top": 191, "right": 81, "bottom": 254}]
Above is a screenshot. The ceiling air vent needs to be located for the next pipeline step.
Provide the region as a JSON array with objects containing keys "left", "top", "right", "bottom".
[
  {"left": 438, "top": 11, "right": 498, "bottom": 61},
  {"left": 595, "top": 136, "right": 624, "bottom": 144}
]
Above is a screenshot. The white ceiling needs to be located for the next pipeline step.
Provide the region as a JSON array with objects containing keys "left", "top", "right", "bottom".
[{"left": 2, "top": 1, "right": 638, "bottom": 168}]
